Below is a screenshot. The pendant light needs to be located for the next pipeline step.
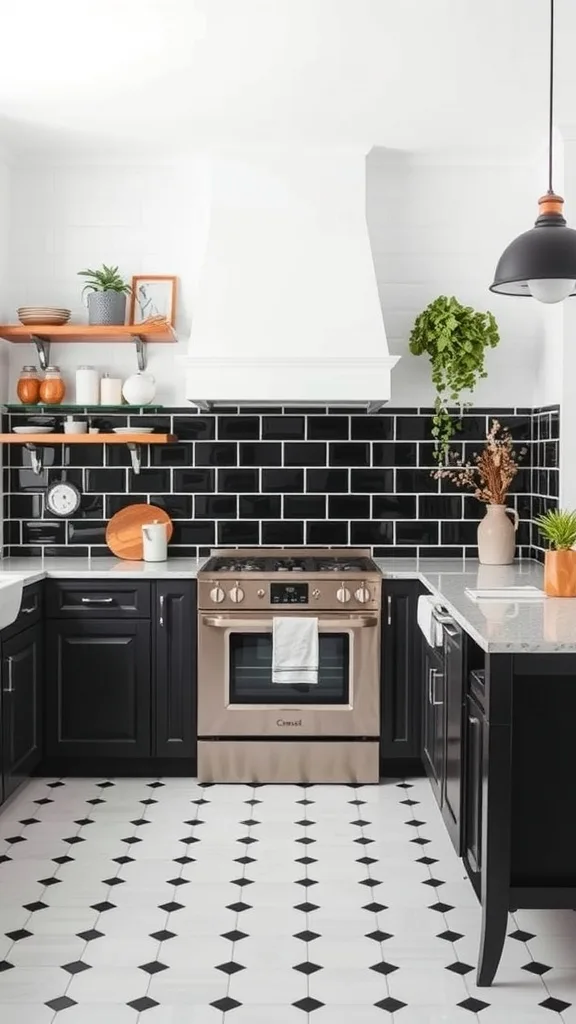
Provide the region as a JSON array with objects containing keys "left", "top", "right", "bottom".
[{"left": 490, "top": 0, "right": 576, "bottom": 302}]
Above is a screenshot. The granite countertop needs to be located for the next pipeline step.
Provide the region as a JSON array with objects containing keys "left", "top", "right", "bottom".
[
  {"left": 376, "top": 557, "right": 574, "bottom": 655},
  {"left": 0, "top": 554, "right": 573, "bottom": 655}
]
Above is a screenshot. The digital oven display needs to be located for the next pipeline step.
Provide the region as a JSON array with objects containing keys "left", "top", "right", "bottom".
[{"left": 270, "top": 583, "right": 309, "bottom": 605}]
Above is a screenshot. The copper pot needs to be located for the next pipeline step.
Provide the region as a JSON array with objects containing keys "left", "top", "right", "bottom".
[{"left": 544, "top": 550, "right": 576, "bottom": 597}]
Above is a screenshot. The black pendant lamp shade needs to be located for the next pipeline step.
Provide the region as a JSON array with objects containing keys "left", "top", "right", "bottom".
[
  {"left": 490, "top": 193, "right": 576, "bottom": 297},
  {"left": 490, "top": 0, "right": 576, "bottom": 301}
]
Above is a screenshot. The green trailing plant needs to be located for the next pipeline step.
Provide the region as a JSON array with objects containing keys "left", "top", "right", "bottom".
[
  {"left": 408, "top": 295, "right": 500, "bottom": 463},
  {"left": 535, "top": 509, "right": 576, "bottom": 550},
  {"left": 77, "top": 264, "right": 131, "bottom": 296}
]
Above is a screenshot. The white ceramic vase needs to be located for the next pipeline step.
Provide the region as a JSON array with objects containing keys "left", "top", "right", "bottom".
[
  {"left": 122, "top": 372, "right": 156, "bottom": 405},
  {"left": 477, "top": 504, "right": 519, "bottom": 565}
]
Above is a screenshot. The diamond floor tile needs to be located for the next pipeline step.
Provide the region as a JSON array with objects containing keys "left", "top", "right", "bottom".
[{"left": 0, "top": 775, "right": 568, "bottom": 1020}]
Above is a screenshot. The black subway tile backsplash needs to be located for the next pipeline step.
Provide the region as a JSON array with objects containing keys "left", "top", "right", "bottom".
[{"left": 2, "top": 404, "right": 556, "bottom": 559}]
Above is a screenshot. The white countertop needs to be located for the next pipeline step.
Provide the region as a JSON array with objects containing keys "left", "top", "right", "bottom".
[{"left": 0, "top": 554, "right": 573, "bottom": 655}]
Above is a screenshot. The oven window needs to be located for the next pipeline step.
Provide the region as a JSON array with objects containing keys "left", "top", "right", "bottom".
[{"left": 229, "top": 633, "right": 350, "bottom": 704}]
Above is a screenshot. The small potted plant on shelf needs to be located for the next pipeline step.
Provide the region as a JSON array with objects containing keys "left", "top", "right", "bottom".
[
  {"left": 535, "top": 509, "right": 576, "bottom": 597},
  {"left": 435, "top": 420, "right": 526, "bottom": 565},
  {"left": 78, "top": 264, "right": 131, "bottom": 326}
]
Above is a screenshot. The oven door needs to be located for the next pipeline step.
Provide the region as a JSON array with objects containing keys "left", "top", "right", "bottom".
[{"left": 197, "top": 612, "right": 380, "bottom": 737}]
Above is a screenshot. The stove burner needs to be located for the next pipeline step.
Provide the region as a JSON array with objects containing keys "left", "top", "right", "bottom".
[{"left": 202, "top": 553, "right": 377, "bottom": 574}]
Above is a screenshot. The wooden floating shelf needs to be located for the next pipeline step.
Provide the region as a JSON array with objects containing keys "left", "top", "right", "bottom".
[
  {"left": 0, "top": 434, "right": 176, "bottom": 445},
  {"left": 0, "top": 323, "right": 177, "bottom": 344}
]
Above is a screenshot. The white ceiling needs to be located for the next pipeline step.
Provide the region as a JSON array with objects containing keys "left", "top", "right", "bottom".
[{"left": 1, "top": 0, "right": 576, "bottom": 157}]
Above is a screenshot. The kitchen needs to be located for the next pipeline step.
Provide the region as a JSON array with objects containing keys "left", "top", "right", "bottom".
[{"left": 1, "top": 1, "right": 576, "bottom": 1021}]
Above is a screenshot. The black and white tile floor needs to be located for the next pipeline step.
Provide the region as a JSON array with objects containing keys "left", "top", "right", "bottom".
[{"left": 0, "top": 777, "right": 575, "bottom": 1024}]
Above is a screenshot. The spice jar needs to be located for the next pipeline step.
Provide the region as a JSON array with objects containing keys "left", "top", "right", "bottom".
[
  {"left": 16, "top": 365, "right": 41, "bottom": 405},
  {"left": 39, "top": 365, "right": 66, "bottom": 405}
]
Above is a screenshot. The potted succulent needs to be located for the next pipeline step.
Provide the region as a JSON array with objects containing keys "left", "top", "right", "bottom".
[
  {"left": 435, "top": 420, "right": 526, "bottom": 565},
  {"left": 535, "top": 509, "right": 576, "bottom": 597},
  {"left": 78, "top": 264, "right": 131, "bottom": 326},
  {"left": 409, "top": 295, "right": 500, "bottom": 463}
]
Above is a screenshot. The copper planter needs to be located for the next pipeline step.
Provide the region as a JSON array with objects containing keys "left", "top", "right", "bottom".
[{"left": 544, "top": 550, "right": 576, "bottom": 597}]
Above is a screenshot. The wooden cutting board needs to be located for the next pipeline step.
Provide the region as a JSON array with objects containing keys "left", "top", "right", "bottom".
[{"left": 106, "top": 503, "right": 173, "bottom": 560}]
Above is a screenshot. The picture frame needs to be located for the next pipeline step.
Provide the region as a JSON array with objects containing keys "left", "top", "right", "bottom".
[{"left": 129, "top": 275, "right": 178, "bottom": 326}]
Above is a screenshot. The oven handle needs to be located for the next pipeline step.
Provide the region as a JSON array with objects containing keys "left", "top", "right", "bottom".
[{"left": 201, "top": 615, "right": 378, "bottom": 630}]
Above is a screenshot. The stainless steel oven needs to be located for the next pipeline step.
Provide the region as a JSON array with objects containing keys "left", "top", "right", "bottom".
[{"left": 196, "top": 548, "right": 382, "bottom": 783}]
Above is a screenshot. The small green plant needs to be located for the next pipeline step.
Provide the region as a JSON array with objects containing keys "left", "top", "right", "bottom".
[
  {"left": 77, "top": 264, "right": 131, "bottom": 296},
  {"left": 409, "top": 295, "right": 500, "bottom": 463},
  {"left": 535, "top": 509, "right": 576, "bottom": 550}
]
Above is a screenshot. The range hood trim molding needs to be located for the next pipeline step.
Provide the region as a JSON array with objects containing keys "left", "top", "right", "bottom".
[{"left": 179, "top": 354, "right": 400, "bottom": 411}]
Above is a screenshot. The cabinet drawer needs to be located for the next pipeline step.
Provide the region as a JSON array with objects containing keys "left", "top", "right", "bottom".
[
  {"left": 1, "top": 582, "right": 43, "bottom": 640},
  {"left": 46, "top": 581, "right": 151, "bottom": 618}
]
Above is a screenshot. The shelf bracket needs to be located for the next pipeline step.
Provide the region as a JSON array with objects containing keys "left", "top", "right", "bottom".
[
  {"left": 130, "top": 334, "right": 147, "bottom": 372},
  {"left": 30, "top": 335, "right": 51, "bottom": 371},
  {"left": 24, "top": 443, "right": 45, "bottom": 476},
  {"left": 126, "top": 443, "right": 142, "bottom": 475}
]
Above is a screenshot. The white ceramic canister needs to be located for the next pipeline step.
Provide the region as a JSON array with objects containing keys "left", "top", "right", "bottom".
[
  {"left": 100, "top": 374, "right": 123, "bottom": 405},
  {"left": 122, "top": 372, "right": 156, "bottom": 405},
  {"left": 75, "top": 365, "right": 100, "bottom": 405},
  {"left": 142, "top": 521, "right": 169, "bottom": 562}
]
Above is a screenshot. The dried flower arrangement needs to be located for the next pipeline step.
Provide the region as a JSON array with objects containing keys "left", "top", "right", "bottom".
[{"left": 434, "top": 420, "right": 527, "bottom": 504}]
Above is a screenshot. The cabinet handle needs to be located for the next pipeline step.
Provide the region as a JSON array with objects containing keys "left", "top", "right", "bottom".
[
  {"left": 81, "top": 597, "right": 114, "bottom": 605},
  {"left": 21, "top": 604, "right": 35, "bottom": 615},
  {"left": 469, "top": 715, "right": 480, "bottom": 727},
  {"left": 429, "top": 667, "right": 443, "bottom": 706},
  {"left": 4, "top": 659, "right": 14, "bottom": 695},
  {"left": 159, "top": 594, "right": 165, "bottom": 628},
  {"left": 387, "top": 595, "right": 392, "bottom": 626}
]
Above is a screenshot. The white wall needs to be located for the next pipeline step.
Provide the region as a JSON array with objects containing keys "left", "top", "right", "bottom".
[
  {"left": 367, "top": 148, "right": 546, "bottom": 407},
  {"left": 3, "top": 157, "right": 211, "bottom": 404},
  {"left": 1, "top": 146, "right": 554, "bottom": 409}
]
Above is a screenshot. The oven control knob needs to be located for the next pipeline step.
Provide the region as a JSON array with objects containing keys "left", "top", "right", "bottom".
[
  {"left": 229, "top": 585, "right": 245, "bottom": 604},
  {"left": 209, "top": 585, "right": 226, "bottom": 604},
  {"left": 336, "top": 585, "right": 351, "bottom": 604},
  {"left": 355, "top": 585, "right": 371, "bottom": 604}
]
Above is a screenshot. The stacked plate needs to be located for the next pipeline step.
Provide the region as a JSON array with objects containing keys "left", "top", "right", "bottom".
[{"left": 18, "top": 306, "right": 71, "bottom": 325}]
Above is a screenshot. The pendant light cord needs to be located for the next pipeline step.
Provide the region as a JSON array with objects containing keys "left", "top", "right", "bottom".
[{"left": 548, "top": 0, "right": 555, "bottom": 193}]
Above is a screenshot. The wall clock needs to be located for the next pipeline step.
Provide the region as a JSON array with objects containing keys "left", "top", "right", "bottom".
[{"left": 45, "top": 480, "right": 81, "bottom": 518}]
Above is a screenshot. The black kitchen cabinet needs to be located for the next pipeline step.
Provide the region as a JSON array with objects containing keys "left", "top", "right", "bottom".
[
  {"left": 154, "top": 581, "right": 196, "bottom": 758},
  {"left": 1, "top": 623, "right": 43, "bottom": 802},
  {"left": 380, "top": 581, "right": 423, "bottom": 762},
  {"left": 46, "top": 619, "right": 151, "bottom": 758},
  {"left": 464, "top": 688, "right": 485, "bottom": 899},
  {"left": 421, "top": 640, "right": 444, "bottom": 805},
  {"left": 443, "top": 624, "right": 464, "bottom": 852}
]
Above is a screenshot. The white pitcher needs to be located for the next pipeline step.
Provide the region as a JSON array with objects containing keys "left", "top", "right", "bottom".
[{"left": 142, "top": 521, "right": 169, "bottom": 562}]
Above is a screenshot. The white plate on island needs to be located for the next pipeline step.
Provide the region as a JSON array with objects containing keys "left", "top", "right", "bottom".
[
  {"left": 12, "top": 426, "right": 54, "bottom": 434},
  {"left": 466, "top": 586, "right": 545, "bottom": 601}
]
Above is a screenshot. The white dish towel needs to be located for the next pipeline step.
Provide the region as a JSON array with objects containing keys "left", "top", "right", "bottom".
[
  {"left": 272, "top": 617, "right": 319, "bottom": 685},
  {"left": 416, "top": 595, "right": 443, "bottom": 648}
]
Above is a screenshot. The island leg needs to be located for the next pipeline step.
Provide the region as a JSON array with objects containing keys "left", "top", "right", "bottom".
[{"left": 477, "top": 896, "right": 508, "bottom": 985}]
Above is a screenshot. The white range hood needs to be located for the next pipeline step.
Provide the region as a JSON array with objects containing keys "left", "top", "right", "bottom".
[{"left": 183, "top": 147, "right": 398, "bottom": 410}]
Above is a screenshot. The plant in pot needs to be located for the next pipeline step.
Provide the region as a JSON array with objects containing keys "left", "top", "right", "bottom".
[
  {"left": 435, "top": 420, "right": 526, "bottom": 565},
  {"left": 409, "top": 295, "right": 500, "bottom": 464},
  {"left": 78, "top": 264, "right": 131, "bottom": 326},
  {"left": 535, "top": 509, "right": 576, "bottom": 597}
]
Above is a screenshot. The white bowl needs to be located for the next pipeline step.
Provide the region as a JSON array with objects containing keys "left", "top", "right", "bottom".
[
  {"left": 63, "top": 422, "right": 88, "bottom": 435},
  {"left": 12, "top": 426, "right": 54, "bottom": 434}
]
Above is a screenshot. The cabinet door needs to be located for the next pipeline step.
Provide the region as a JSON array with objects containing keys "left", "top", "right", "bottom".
[
  {"left": 421, "top": 642, "right": 444, "bottom": 806},
  {"left": 443, "top": 627, "right": 464, "bottom": 852},
  {"left": 380, "top": 582, "right": 422, "bottom": 760},
  {"left": 155, "top": 582, "right": 196, "bottom": 758},
  {"left": 2, "top": 624, "right": 43, "bottom": 800},
  {"left": 46, "top": 620, "right": 151, "bottom": 758},
  {"left": 464, "top": 692, "right": 485, "bottom": 896}
]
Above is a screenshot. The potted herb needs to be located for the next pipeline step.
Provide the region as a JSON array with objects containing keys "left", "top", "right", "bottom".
[
  {"left": 535, "top": 509, "right": 576, "bottom": 597},
  {"left": 409, "top": 295, "right": 500, "bottom": 463},
  {"left": 78, "top": 264, "right": 131, "bottom": 326},
  {"left": 435, "top": 420, "right": 526, "bottom": 565}
]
